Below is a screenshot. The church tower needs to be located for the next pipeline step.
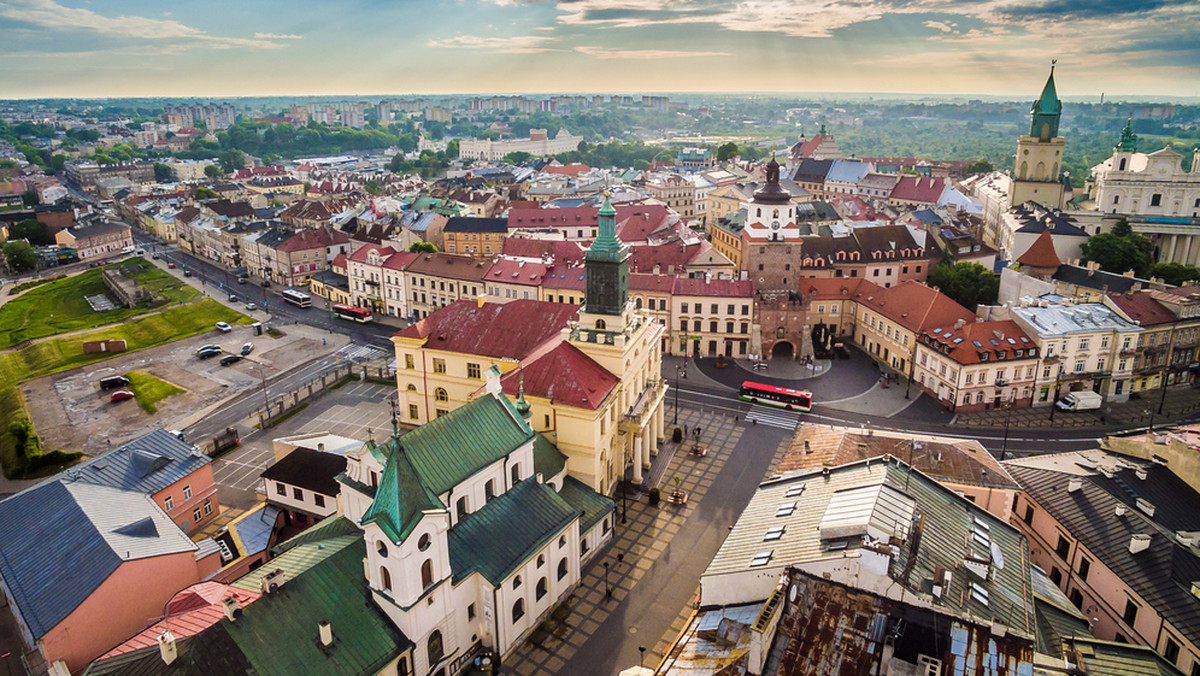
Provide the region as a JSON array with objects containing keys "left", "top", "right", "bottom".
[
  {"left": 1011, "top": 63, "right": 1067, "bottom": 210},
  {"left": 741, "top": 157, "right": 799, "bottom": 243},
  {"left": 580, "top": 194, "right": 631, "bottom": 332}
]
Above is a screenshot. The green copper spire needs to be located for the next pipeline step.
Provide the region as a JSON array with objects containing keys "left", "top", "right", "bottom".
[
  {"left": 515, "top": 374, "right": 531, "bottom": 420},
  {"left": 1116, "top": 118, "right": 1138, "bottom": 153},
  {"left": 586, "top": 194, "right": 626, "bottom": 263},
  {"left": 1029, "top": 61, "right": 1062, "bottom": 141}
]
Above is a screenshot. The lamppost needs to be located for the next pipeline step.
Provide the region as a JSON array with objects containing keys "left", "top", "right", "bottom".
[
  {"left": 1048, "top": 366, "right": 1063, "bottom": 421},
  {"left": 1000, "top": 394, "right": 1014, "bottom": 462},
  {"left": 639, "top": 646, "right": 646, "bottom": 668},
  {"left": 603, "top": 562, "right": 611, "bottom": 599},
  {"left": 1157, "top": 325, "right": 1176, "bottom": 415},
  {"left": 673, "top": 362, "right": 687, "bottom": 424},
  {"left": 621, "top": 454, "right": 628, "bottom": 525}
]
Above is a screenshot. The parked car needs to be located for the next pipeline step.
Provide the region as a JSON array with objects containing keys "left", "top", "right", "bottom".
[
  {"left": 261, "top": 280, "right": 271, "bottom": 288},
  {"left": 196, "top": 344, "right": 221, "bottom": 354},
  {"left": 240, "top": 342, "right": 254, "bottom": 356},
  {"left": 237, "top": 276, "right": 247, "bottom": 285},
  {"left": 167, "top": 262, "right": 176, "bottom": 269},
  {"left": 198, "top": 346, "right": 222, "bottom": 359},
  {"left": 151, "top": 252, "right": 160, "bottom": 260},
  {"left": 110, "top": 390, "right": 135, "bottom": 403},
  {"left": 99, "top": 375, "right": 130, "bottom": 390},
  {"left": 220, "top": 354, "right": 242, "bottom": 366},
  {"left": 244, "top": 302, "right": 256, "bottom": 311},
  {"left": 183, "top": 270, "right": 192, "bottom": 277},
  {"left": 135, "top": 249, "right": 145, "bottom": 255},
  {"left": 215, "top": 321, "right": 232, "bottom": 333}
]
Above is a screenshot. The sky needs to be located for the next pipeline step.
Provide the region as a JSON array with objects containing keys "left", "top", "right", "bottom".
[{"left": 1, "top": 0, "right": 1198, "bottom": 99}]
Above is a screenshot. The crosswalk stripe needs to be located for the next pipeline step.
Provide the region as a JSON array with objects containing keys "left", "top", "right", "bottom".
[
  {"left": 746, "top": 404, "right": 803, "bottom": 430},
  {"left": 335, "top": 344, "right": 388, "bottom": 362}
]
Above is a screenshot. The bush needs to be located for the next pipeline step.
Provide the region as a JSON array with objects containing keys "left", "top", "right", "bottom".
[
  {"left": 671, "top": 426, "right": 683, "bottom": 443},
  {"left": 648, "top": 487, "right": 661, "bottom": 506}
]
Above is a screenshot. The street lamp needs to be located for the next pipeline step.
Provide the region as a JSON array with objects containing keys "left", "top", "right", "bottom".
[
  {"left": 603, "top": 562, "right": 611, "bottom": 599},
  {"left": 1000, "top": 395, "right": 1014, "bottom": 462},
  {"left": 673, "top": 362, "right": 687, "bottom": 425},
  {"left": 639, "top": 646, "right": 646, "bottom": 668},
  {"left": 621, "top": 455, "right": 628, "bottom": 525}
]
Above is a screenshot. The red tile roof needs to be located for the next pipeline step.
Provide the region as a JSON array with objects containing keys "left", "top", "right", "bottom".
[
  {"left": 628, "top": 241, "right": 712, "bottom": 273},
  {"left": 331, "top": 253, "right": 347, "bottom": 271},
  {"left": 382, "top": 251, "right": 419, "bottom": 271},
  {"left": 1016, "top": 229, "right": 1062, "bottom": 268},
  {"left": 501, "top": 342, "right": 617, "bottom": 410},
  {"left": 921, "top": 320, "right": 1036, "bottom": 366},
  {"left": 347, "top": 244, "right": 397, "bottom": 263},
  {"left": 889, "top": 176, "right": 946, "bottom": 203},
  {"left": 795, "top": 134, "right": 834, "bottom": 158},
  {"left": 405, "top": 253, "right": 490, "bottom": 281},
  {"left": 1107, "top": 291, "right": 1177, "bottom": 326},
  {"left": 275, "top": 227, "right": 350, "bottom": 253},
  {"left": 859, "top": 280, "right": 974, "bottom": 334},
  {"left": 396, "top": 299, "right": 578, "bottom": 360},
  {"left": 630, "top": 273, "right": 677, "bottom": 294},
  {"left": 672, "top": 277, "right": 755, "bottom": 298},
  {"left": 804, "top": 278, "right": 871, "bottom": 300},
  {"left": 100, "top": 583, "right": 260, "bottom": 657},
  {"left": 501, "top": 238, "right": 585, "bottom": 265},
  {"left": 485, "top": 259, "right": 550, "bottom": 287},
  {"left": 542, "top": 162, "right": 592, "bottom": 177}
]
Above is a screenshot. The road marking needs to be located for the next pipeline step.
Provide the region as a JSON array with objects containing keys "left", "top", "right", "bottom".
[{"left": 745, "top": 404, "right": 803, "bottom": 430}]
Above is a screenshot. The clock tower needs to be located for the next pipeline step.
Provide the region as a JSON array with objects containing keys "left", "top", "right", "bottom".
[
  {"left": 1011, "top": 63, "right": 1067, "bottom": 210},
  {"left": 741, "top": 157, "right": 799, "bottom": 243}
]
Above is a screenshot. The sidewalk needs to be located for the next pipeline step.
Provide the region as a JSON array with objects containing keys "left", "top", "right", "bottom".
[{"left": 952, "top": 385, "right": 1200, "bottom": 432}]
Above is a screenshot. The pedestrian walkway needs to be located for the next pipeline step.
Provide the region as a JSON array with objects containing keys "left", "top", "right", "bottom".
[
  {"left": 497, "top": 407, "right": 776, "bottom": 676},
  {"left": 952, "top": 385, "right": 1200, "bottom": 432},
  {"left": 745, "top": 404, "right": 803, "bottom": 430},
  {"left": 333, "top": 343, "right": 389, "bottom": 363}
]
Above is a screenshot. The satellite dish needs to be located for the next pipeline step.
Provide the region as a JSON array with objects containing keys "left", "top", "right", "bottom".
[
  {"left": 990, "top": 542, "right": 1005, "bottom": 570},
  {"left": 789, "top": 585, "right": 797, "bottom": 603}
]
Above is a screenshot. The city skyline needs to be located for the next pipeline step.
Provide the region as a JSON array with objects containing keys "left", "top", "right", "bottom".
[{"left": 1, "top": 0, "right": 1198, "bottom": 99}]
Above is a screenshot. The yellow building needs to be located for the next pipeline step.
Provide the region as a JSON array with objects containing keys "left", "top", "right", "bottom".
[{"left": 394, "top": 197, "right": 667, "bottom": 493}]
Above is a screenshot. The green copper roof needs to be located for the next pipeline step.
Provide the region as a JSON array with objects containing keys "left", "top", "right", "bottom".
[
  {"left": 557, "top": 475, "right": 615, "bottom": 534},
  {"left": 447, "top": 478, "right": 578, "bottom": 585},
  {"left": 532, "top": 433, "right": 566, "bottom": 479},
  {"left": 361, "top": 446, "right": 444, "bottom": 542},
  {"left": 585, "top": 195, "right": 627, "bottom": 263},
  {"left": 1116, "top": 118, "right": 1138, "bottom": 153},
  {"left": 226, "top": 536, "right": 413, "bottom": 676},
  {"left": 233, "top": 535, "right": 361, "bottom": 592},
  {"left": 1030, "top": 64, "right": 1063, "bottom": 140},
  {"left": 272, "top": 514, "right": 359, "bottom": 556}
]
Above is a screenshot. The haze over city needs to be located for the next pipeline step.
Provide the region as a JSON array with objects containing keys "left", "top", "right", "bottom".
[{"left": 2, "top": 0, "right": 1199, "bottom": 98}]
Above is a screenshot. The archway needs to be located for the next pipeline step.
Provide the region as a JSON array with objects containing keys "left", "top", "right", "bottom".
[{"left": 771, "top": 341, "right": 795, "bottom": 360}]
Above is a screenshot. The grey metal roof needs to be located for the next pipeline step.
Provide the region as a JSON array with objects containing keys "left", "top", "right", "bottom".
[
  {"left": 703, "top": 458, "right": 1034, "bottom": 635},
  {"left": 1053, "top": 265, "right": 1146, "bottom": 294},
  {"left": 1006, "top": 451, "right": 1200, "bottom": 648},
  {"left": 62, "top": 429, "right": 212, "bottom": 495},
  {"left": 1012, "top": 300, "right": 1142, "bottom": 337},
  {"left": 0, "top": 482, "right": 197, "bottom": 639}
]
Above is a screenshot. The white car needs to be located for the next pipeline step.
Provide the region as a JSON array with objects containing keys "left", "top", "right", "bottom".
[{"left": 215, "top": 321, "right": 232, "bottom": 333}]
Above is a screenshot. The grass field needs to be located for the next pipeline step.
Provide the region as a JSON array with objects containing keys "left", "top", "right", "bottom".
[
  {"left": 0, "top": 258, "right": 201, "bottom": 349},
  {"left": 125, "top": 370, "right": 186, "bottom": 414}
]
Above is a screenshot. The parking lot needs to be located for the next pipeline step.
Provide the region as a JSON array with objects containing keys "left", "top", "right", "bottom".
[
  {"left": 211, "top": 380, "right": 395, "bottom": 509},
  {"left": 23, "top": 320, "right": 348, "bottom": 456}
]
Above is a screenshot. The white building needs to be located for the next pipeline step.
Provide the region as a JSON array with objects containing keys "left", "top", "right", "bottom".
[
  {"left": 458, "top": 129, "right": 583, "bottom": 162},
  {"left": 1090, "top": 121, "right": 1200, "bottom": 220}
]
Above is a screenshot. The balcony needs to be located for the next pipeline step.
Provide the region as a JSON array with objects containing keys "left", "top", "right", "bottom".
[
  {"left": 1043, "top": 354, "right": 1062, "bottom": 364},
  {"left": 621, "top": 379, "right": 667, "bottom": 432},
  {"left": 1119, "top": 347, "right": 1137, "bottom": 356}
]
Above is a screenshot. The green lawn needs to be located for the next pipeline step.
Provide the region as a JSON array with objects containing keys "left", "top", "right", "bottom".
[
  {"left": 125, "top": 370, "right": 185, "bottom": 414},
  {"left": 0, "top": 258, "right": 201, "bottom": 349}
]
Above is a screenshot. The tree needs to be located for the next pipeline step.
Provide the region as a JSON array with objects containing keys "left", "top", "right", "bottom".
[
  {"left": 21, "top": 189, "right": 38, "bottom": 207},
  {"left": 204, "top": 164, "right": 223, "bottom": 178},
  {"left": 1148, "top": 262, "right": 1200, "bottom": 286},
  {"left": 503, "top": 151, "right": 534, "bottom": 165},
  {"left": 153, "top": 162, "right": 173, "bottom": 182},
  {"left": 217, "top": 149, "right": 245, "bottom": 173},
  {"left": 716, "top": 141, "right": 739, "bottom": 162},
  {"left": 445, "top": 139, "right": 459, "bottom": 159},
  {"left": 967, "top": 159, "right": 994, "bottom": 174},
  {"left": 4, "top": 241, "right": 38, "bottom": 272},
  {"left": 1111, "top": 218, "right": 1133, "bottom": 238},
  {"left": 194, "top": 186, "right": 219, "bottom": 200},
  {"left": 1081, "top": 232, "right": 1151, "bottom": 277},
  {"left": 928, "top": 262, "right": 999, "bottom": 311},
  {"left": 8, "top": 219, "right": 53, "bottom": 246},
  {"left": 409, "top": 242, "right": 437, "bottom": 254},
  {"left": 364, "top": 179, "right": 381, "bottom": 195}
]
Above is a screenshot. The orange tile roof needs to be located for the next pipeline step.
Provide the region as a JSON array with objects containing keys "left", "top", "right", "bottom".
[
  {"left": 921, "top": 319, "right": 1037, "bottom": 366},
  {"left": 1016, "top": 229, "right": 1062, "bottom": 268},
  {"left": 858, "top": 280, "right": 974, "bottom": 334}
]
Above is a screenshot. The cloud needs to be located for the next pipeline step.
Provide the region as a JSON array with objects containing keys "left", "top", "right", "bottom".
[
  {"left": 426, "top": 34, "right": 558, "bottom": 53},
  {"left": 254, "top": 32, "right": 303, "bottom": 40},
  {"left": 574, "top": 46, "right": 732, "bottom": 59},
  {"left": 995, "top": 0, "right": 1194, "bottom": 21},
  {"left": 923, "top": 20, "right": 956, "bottom": 32},
  {"left": 0, "top": 0, "right": 282, "bottom": 49}
]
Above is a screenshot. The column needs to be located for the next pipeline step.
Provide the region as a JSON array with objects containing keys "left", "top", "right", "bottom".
[
  {"left": 643, "top": 425, "right": 652, "bottom": 466},
  {"left": 631, "top": 434, "right": 644, "bottom": 483},
  {"left": 1166, "top": 234, "right": 1179, "bottom": 263},
  {"left": 1193, "top": 236, "right": 1200, "bottom": 267},
  {"left": 656, "top": 401, "right": 666, "bottom": 441}
]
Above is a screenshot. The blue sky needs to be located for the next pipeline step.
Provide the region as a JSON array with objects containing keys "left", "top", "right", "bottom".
[{"left": 1, "top": 0, "right": 1197, "bottom": 98}]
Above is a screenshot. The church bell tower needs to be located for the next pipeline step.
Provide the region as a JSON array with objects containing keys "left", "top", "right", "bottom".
[{"left": 1011, "top": 62, "right": 1067, "bottom": 210}]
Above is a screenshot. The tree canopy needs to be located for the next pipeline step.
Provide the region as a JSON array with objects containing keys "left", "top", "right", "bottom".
[
  {"left": 409, "top": 242, "right": 437, "bottom": 253},
  {"left": 8, "top": 219, "right": 54, "bottom": 246},
  {"left": 1148, "top": 262, "right": 1200, "bottom": 286},
  {"left": 3, "top": 241, "right": 38, "bottom": 273},
  {"left": 928, "top": 262, "right": 999, "bottom": 311},
  {"left": 1081, "top": 224, "right": 1152, "bottom": 277}
]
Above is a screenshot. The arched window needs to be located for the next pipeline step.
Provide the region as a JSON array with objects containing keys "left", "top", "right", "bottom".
[
  {"left": 512, "top": 598, "right": 525, "bottom": 622},
  {"left": 1119, "top": 158, "right": 1127, "bottom": 171},
  {"left": 537, "top": 554, "right": 545, "bottom": 567},
  {"left": 407, "top": 383, "right": 417, "bottom": 392},
  {"left": 421, "top": 559, "right": 434, "bottom": 589},
  {"left": 635, "top": 297, "right": 642, "bottom": 309},
  {"left": 595, "top": 319, "right": 606, "bottom": 330},
  {"left": 536, "top": 577, "right": 548, "bottom": 601},
  {"left": 376, "top": 540, "right": 388, "bottom": 557},
  {"left": 513, "top": 575, "right": 523, "bottom": 589},
  {"left": 380, "top": 566, "right": 392, "bottom": 591},
  {"left": 510, "top": 464, "right": 520, "bottom": 485},
  {"left": 557, "top": 558, "right": 569, "bottom": 580},
  {"left": 427, "top": 630, "right": 444, "bottom": 666},
  {"left": 434, "top": 388, "right": 448, "bottom": 402}
]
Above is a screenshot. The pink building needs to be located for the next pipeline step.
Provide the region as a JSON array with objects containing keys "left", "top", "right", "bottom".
[
  {"left": 1005, "top": 446, "right": 1200, "bottom": 674},
  {"left": 53, "top": 220, "right": 132, "bottom": 260}
]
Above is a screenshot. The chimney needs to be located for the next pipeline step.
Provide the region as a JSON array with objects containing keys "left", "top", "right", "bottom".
[
  {"left": 1129, "top": 534, "right": 1151, "bottom": 555},
  {"left": 159, "top": 631, "right": 178, "bottom": 666},
  {"left": 317, "top": 442, "right": 325, "bottom": 452},
  {"left": 222, "top": 595, "right": 239, "bottom": 621},
  {"left": 477, "top": 293, "right": 487, "bottom": 308},
  {"left": 954, "top": 318, "right": 967, "bottom": 330},
  {"left": 1067, "top": 478, "right": 1082, "bottom": 493},
  {"left": 319, "top": 620, "right": 334, "bottom": 647}
]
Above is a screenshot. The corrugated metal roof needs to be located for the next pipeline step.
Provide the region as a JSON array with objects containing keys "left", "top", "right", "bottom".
[
  {"left": 448, "top": 477, "right": 578, "bottom": 586},
  {"left": 229, "top": 504, "right": 282, "bottom": 558},
  {"left": 61, "top": 429, "right": 212, "bottom": 495},
  {"left": 231, "top": 535, "right": 360, "bottom": 593},
  {"left": 557, "top": 475, "right": 614, "bottom": 534},
  {"left": 0, "top": 481, "right": 196, "bottom": 639},
  {"left": 1063, "top": 637, "right": 1187, "bottom": 676},
  {"left": 83, "top": 624, "right": 254, "bottom": 676}
]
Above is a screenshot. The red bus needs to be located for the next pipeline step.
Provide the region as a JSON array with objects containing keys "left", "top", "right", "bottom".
[
  {"left": 332, "top": 304, "right": 373, "bottom": 323},
  {"left": 739, "top": 381, "right": 813, "bottom": 412}
]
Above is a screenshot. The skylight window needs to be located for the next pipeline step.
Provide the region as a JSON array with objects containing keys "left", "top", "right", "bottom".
[
  {"left": 972, "top": 340, "right": 982, "bottom": 347},
  {"left": 785, "top": 484, "right": 806, "bottom": 498},
  {"left": 764, "top": 526, "right": 785, "bottom": 541},
  {"left": 776, "top": 502, "right": 796, "bottom": 517},
  {"left": 750, "top": 551, "right": 774, "bottom": 567},
  {"left": 970, "top": 582, "right": 990, "bottom": 606}
]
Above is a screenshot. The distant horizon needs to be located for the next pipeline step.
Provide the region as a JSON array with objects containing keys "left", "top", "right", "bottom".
[{"left": 2, "top": 0, "right": 1197, "bottom": 101}]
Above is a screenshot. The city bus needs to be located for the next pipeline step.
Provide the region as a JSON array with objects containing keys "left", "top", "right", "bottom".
[
  {"left": 739, "top": 381, "right": 813, "bottom": 412},
  {"left": 281, "top": 288, "right": 312, "bottom": 308},
  {"left": 332, "top": 304, "right": 373, "bottom": 323}
]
